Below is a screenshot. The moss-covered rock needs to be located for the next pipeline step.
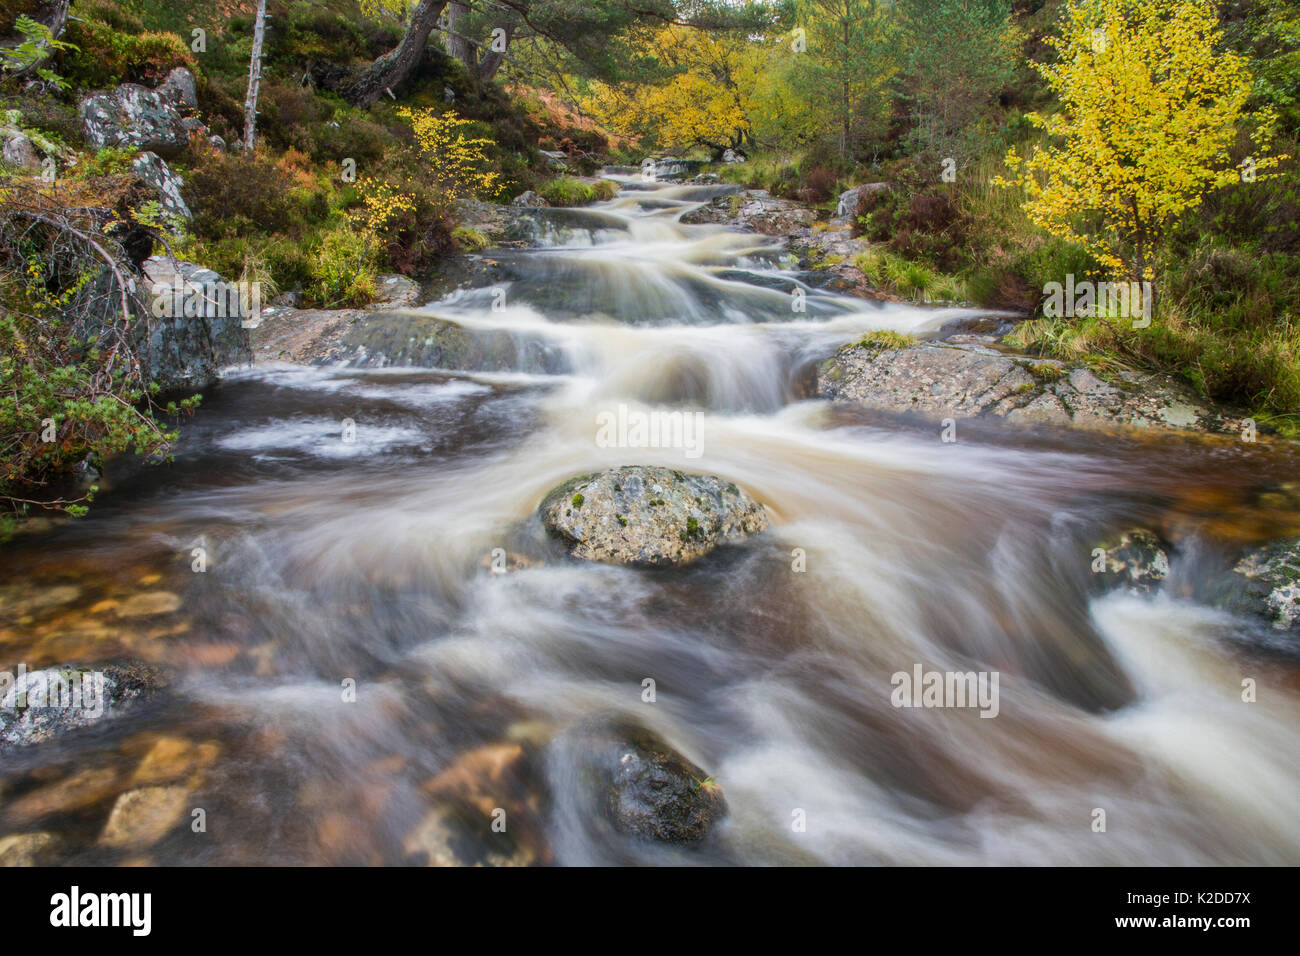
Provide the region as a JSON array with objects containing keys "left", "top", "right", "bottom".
[
  {"left": 1212, "top": 538, "right": 1300, "bottom": 632},
  {"left": 539, "top": 466, "right": 768, "bottom": 569},
  {"left": 564, "top": 717, "right": 727, "bottom": 845}
]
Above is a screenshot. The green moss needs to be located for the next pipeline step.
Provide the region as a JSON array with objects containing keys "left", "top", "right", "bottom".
[
  {"left": 853, "top": 330, "right": 915, "bottom": 353},
  {"left": 452, "top": 226, "right": 490, "bottom": 253},
  {"left": 536, "top": 177, "right": 615, "bottom": 207},
  {"left": 571, "top": 493, "right": 584, "bottom": 509}
]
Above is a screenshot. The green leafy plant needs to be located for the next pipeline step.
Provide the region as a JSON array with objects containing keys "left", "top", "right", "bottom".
[{"left": 0, "top": 15, "right": 78, "bottom": 91}]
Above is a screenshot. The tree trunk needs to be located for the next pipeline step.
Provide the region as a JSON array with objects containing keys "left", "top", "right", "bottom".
[
  {"left": 2, "top": 0, "right": 71, "bottom": 75},
  {"left": 242, "top": 0, "right": 268, "bottom": 155},
  {"left": 348, "top": 0, "right": 449, "bottom": 108},
  {"left": 476, "top": 21, "right": 518, "bottom": 82},
  {"left": 444, "top": 1, "right": 476, "bottom": 72}
]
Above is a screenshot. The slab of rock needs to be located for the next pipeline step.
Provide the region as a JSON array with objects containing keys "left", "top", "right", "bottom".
[
  {"left": 680, "top": 188, "right": 814, "bottom": 235},
  {"left": 456, "top": 198, "right": 543, "bottom": 245},
  {"left": 834, "top": 182, "right": 890, "bottom": 221},
  {"left": 156, "top": 67, "right": 198, "bottom": 109},
  {"left": 819, "top": 341, "right": 1247, "bottom": 435},
  {"left": 540, "top": 466, "right": 768, "bottom": 569},
  {"left": 364, "top": 273, "right": 421, "bottom": 311},
  {"left": 248, "top": 305, "right": 366, "bottom": 364}
]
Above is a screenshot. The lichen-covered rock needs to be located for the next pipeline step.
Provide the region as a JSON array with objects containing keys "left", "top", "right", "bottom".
[
  {"left": 131, "top": 151, "right": 190, "bottom": 223},
  {"left": 80, "top": 73, "right": 200, "bottom": 157},
  {"left": 819, "top": 341, "right": 1247, "bottom": 435},
  {"left": 2, "top": 130, "right": 41, "bottom": 170},
  {"left": 833, "top": 182, "right": 890, "bottom": 221},
  {"left": 1215, "top": 539, "right": 1300, "bottom": 632},
  {"left": 364, "top": 274, "right": 421, "bottom": 311},
  {"left": 0, "top": 661, "right": 166, "bottom": 751},
  {"left": 138, "top": 257, "right": 253, "bottom": 388},
  {"left": 573, "top": 719, "right": 727, "bottom": 844},
  {"left": 156, "top": 67, "right": 198, "bottom": 109},
  {"left": 340, "top": 312, "right": 565, "bottom": 373},
  {"left": 1091, "top": 530, "right": 1171, "bottom": 594},
  {"left": 540, "top": 466, "right": 768, "bottom": 569},
  {"left": 680, "top": 188, "right": 814, "bottom": 234}
]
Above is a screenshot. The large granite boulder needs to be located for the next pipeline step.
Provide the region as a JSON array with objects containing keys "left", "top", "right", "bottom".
[
  {"left": 80, "top": 68, "right": 201, "bottom": 158},
  {"left": 539, "top": 466, "right": 768, "bottom": 569}
]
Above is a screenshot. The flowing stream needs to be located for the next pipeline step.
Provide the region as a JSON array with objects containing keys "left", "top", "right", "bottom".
[{"left": 2, "top": 173, "right": 1299, "bottom": 865}]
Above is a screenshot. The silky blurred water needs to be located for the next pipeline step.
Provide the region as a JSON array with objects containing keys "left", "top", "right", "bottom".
[{"left": 2, "top": 174, "right": 1298, "bottom": 866}]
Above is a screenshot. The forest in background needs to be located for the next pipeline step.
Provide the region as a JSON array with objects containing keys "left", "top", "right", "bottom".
[{"left": 1, "top": 0, "right": 1298, "bottom": 531}]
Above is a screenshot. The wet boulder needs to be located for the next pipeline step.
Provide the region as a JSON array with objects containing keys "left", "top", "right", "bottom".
[
  {"left": 0, "top": 661, "right": 166, "bottom": 751},
  {"left": 1090, "top": 529, "right": 1171, "bottom": 594},
  {"left": 137, "top": 256, "right": 254, "bottom": 388},
  {"left": 539, "top": 466, "right": 768, "bottom": 569},
  {"left": 1212, "top": 538, "right": 1300, "bottom": 632},
  {"left": 573, "top": 719, "right": 727, "bottom": 844}
]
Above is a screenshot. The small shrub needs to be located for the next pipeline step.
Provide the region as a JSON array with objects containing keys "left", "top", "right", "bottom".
[{"left": 536, "top": 177, "right": 596, "bottom": 206}]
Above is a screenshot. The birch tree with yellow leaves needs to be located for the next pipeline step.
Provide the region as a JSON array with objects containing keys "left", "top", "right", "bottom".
[{"left": 1001, "top": 0, "right": 1284, "bottom": 315}]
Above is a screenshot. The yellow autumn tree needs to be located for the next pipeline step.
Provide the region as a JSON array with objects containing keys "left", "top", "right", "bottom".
[
  {"left": 353, "top": 107, "right": 499, "bottom": 235},
  {"left": 1002, "top": 0, "right": 1283, "bottom": 301},
  {"left": 582, "top": 27, "right": 763, "bottom": 155}
]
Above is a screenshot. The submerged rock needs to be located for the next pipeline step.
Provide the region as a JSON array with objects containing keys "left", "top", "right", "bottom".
[
  {"left": 539, "top": 466, "right": 768, "bottom": 569},
  {"left": 573, "top": 719, "right": 727, "bottom": 844},
  {"left": 0, "top": 661, "right": 166, "bottom": 751},
  {"left": 0, "top": 832, "right": 61, "bottom": 866},
  {"left": 1213, "top": 538, "right": 1300, "bottom": 632},
  {"left": 99, "top": 784, "right": 191, "bottom": 849},
  {"left": 1092, "top": 530, "right": 1171, "bottom": 594},
  {"left": 819, "top": 341, "right": 1247, "bottom": 435}
]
